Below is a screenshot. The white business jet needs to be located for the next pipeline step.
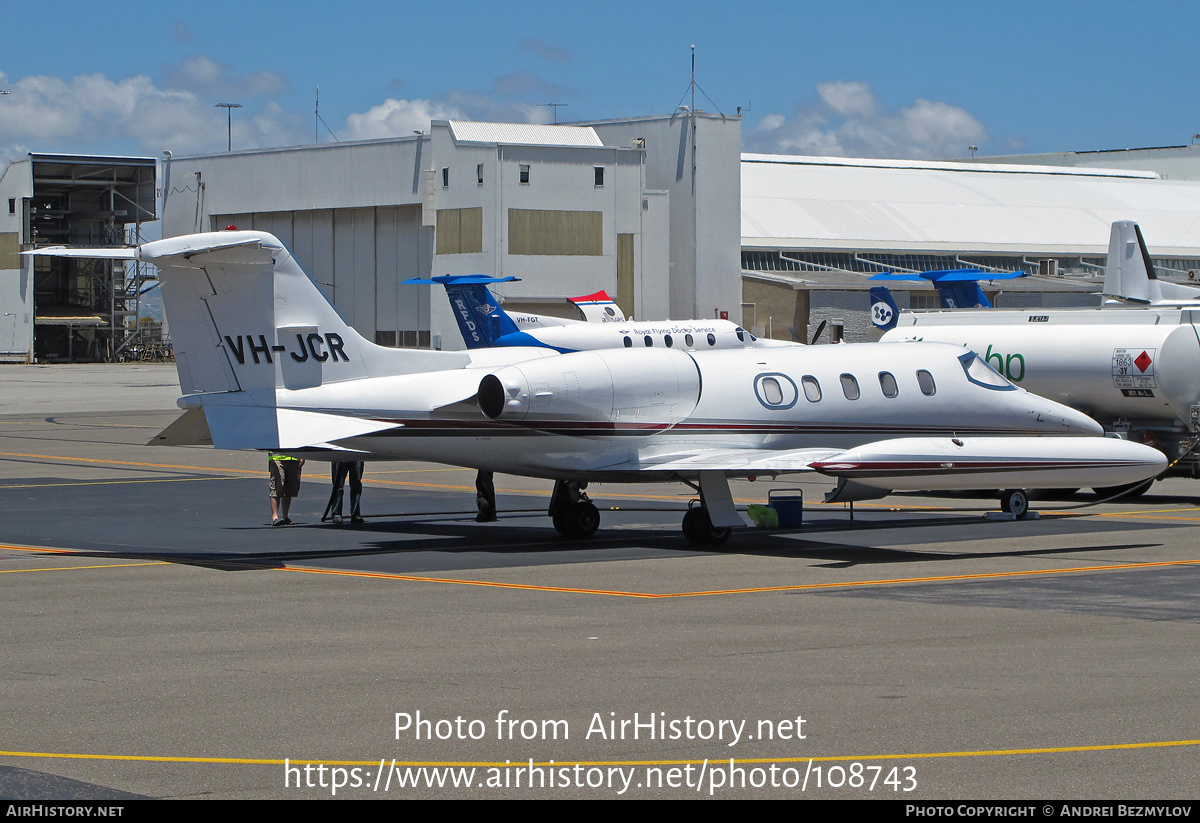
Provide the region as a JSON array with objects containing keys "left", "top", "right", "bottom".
[
  {"left": 31, "top": 231, "right": 1165, "bottom": 540},
  {"left": 403, "top": 274, "right": 792, "bottom": 352}
]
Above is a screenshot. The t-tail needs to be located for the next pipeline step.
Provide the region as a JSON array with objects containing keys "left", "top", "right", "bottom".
[
  {"left": 402, "top": 274, "right": 522, "bottom": 348},
  {"left": 31, "top": 231, "right": 471, "bottom": 451},
  {"left": 1103, "top": 220, "right": 1200, "bottom": 305}
]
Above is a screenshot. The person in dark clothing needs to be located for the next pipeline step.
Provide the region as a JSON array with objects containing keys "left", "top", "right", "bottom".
[
  {"left": 322, "top": 461, "right": 365, "bottom": 524},
  {"left": 475, "top": 470, "right": 497, "bottom": 522}
]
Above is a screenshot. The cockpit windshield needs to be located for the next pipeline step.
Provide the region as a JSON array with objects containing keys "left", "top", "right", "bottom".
[{"left": 959, "top": 352, "right": 1016, "bottom": 391}]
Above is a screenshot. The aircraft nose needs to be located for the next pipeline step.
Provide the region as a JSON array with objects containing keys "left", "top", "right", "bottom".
[{"left": 1036, "top": 397, "right": 1104, "bottom": 435}]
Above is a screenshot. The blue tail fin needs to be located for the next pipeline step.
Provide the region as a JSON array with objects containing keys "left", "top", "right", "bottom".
[
  {"left": 403, "top": 275, "right": 522, "bottom": 348},
  {"left": 934, "top": 281, "right": 992, "bottom": 309},
  {"left": 869, "top": 286, "right": 899, "bottom": 330}
]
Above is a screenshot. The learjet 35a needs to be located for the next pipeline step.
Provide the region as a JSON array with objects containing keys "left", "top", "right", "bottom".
[{"left": 32, "top": 230, "right": 1166, "bottom": 541}]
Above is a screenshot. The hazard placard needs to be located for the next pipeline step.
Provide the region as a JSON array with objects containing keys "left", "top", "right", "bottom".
[{"left": 1113, "top": 348, "right": 1157, "bottom": 389}]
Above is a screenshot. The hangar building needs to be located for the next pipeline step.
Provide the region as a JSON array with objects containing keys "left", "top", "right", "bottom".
[
  {"left": 738, "top": 154, "right": 1200, "bottom": 343},
  {"left": 0, "top": 154, "right": 156, "bottom": 363},
  {"left": 160, "top": 114, "right": 741, "bottom": 351}
]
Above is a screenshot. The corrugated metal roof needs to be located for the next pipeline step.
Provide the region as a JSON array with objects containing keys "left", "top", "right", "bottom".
[
  {"left": 741, "top": 153, "right": 1158, "bottom": 179},
  {"left": 447, "top": 121, "right": 603, "bottom": 147},
  {"left": 742, "top": 154, "right": 1200, "bottom": 256}
]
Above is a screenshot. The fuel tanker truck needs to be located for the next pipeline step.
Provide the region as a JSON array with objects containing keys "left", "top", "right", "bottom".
[{"left": 882, "top": 306, "right": 1200, "bottom": 492}]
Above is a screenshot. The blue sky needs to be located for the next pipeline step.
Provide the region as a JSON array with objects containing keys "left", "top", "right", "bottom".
[{"left": 2, "top": 0, "right": 1196, "bottom": 163}]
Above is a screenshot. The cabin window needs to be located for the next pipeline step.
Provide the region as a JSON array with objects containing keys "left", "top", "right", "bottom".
[
  {"left": 644, "top": 335, "right": 653, "bottom": 347},
  {"left": 664, "top": 334, "right": 673, "bottom": 348},
  {"left": 878, "top": 371, "right": 898, "bottom": 398},
  {"left": 736, "top": 327, "right": 746, "bottom": 342},
  {"left": 623, "top": 336, "right": 632, "bottom": 348},
  {"left": 802, "top": 375, "right": 822, "bottom": 402},
  {"left": 685, "top": 334, "right": 694, "bottom": 348},
  {"left": 840, "top": 374, "right": 860, "bottom": 400},
  {"left": 917, "top": 370, "right": 936, "bottom": 396},
  {"left": 754, "top": 373, "right": 799, "bottom": 409},
  {"left": 707, "top": 333, "right": 716, "bottom": 347}
]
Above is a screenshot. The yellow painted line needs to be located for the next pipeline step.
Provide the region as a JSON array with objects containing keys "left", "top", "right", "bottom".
[
  {"left": 0, "top": 543, "right": 81, "bottom": 554},
  {"left": 279, "top": 566, "right": 660, "bottom": 598},
  {"left": 0, "top": 451, "right": 261, "bottom": 475},
  {"left": 2, "top": 739, "right": 1197, "bottom": 767},
  {"left": 0, "top": 561, "right": 167, "bottom": 574},
  {"left": 280, "top": 557, "right": 1200, "bottom": 600},
  {"left": 1, "top": 476, "right": 236, "bottom": 489}
]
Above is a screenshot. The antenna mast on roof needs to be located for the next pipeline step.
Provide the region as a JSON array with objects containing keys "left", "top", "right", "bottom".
[
  {"left": 540, "top": 103, "right": 568, "bottom": 124},
  {"left": 674, "top": 45, "right": 724, "bottom": 118},
  {"left": 314, "top": 86, "right": 340, "bottom": 143}
]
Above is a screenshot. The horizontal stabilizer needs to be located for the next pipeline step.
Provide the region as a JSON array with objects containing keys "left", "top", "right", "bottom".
[
  {"left": 146, "top": 407, "right": 212, "bottom": 447},
  {"left": 200, "top": 404, "right": 402, "bottom": 451},
  {"left": 24, "top": 246, "right": 139, "bottom": 259}
]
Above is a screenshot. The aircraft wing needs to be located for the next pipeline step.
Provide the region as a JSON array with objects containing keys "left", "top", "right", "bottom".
[
  {"left": 599, "top": 447, "right": 845, "bottom": 475},
  {"left": 23, "top": 246, "right": 139, "bottom": 259}
]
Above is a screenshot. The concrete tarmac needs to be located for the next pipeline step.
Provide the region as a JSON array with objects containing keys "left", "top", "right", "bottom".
[{"left": 1, "top": 367, "right": 1197, "bottom": 799}]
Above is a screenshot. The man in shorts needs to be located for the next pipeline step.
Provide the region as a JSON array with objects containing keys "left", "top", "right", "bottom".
[{"left": 269, "top": 452, "right": 305, "bottom": 526}]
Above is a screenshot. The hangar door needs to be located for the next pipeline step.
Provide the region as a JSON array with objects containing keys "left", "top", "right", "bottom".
[{"left": 213, "top": 206, "right": 433, "bottom": 346}]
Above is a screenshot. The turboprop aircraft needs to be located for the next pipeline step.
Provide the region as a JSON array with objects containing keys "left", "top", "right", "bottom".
[
  {"left": 869, "top": 269, "right": 1029, "bottom": 331},
  {"left": 882, "top": 221, "right": 1200, "bottom": 487},
  {"left": 30, "top": 230, "right": 1166, "bottom": 539},
  {"left": 405, "top": 274, "right": 791, "bottom": 352},
  {"left": 1102, "top": 220, "right": 1200, "bottom": 305}
]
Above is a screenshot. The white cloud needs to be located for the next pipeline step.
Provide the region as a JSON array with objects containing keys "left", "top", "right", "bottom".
[
  {"left": 342, "top": 98, "right": 466, "bottom": 141},
  {"left": 817, "top": 81, "right": 876, "bottom": 118},
  {"left": 0, "top": 63, "right": 576, "bottom": 162},
  {"left": 747, "top": 81, "right": 988, "bottom": 160},
  {"left": 0, "top": 67, "right": 305, "bottom": 161}
]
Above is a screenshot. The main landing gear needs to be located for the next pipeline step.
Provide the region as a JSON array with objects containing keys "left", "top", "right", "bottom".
[
  {"left": 548, "top": 480, "right": 600, "bottom": 538},
  {"left": 680, "top": 471, "right": 742, "bottom": 545},
  {"left": 681, "top": 500, "right": 731, "bottom": 545}
]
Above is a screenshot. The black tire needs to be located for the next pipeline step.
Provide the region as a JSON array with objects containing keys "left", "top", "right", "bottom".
[
  {"left": 682, "top": 508, "right": 704, "bottom": 543},
  {"left": 553, "top": 501, "right": 600, "bottom": 537},
  {"left": 1092, "top": 479, "right": 1154, "bottom": 501},
  {"left": 681, "top": 507, "right": 732, "bottom": 545},
  {"left": 569, "top": 501, "right": 600, "bottom": 537},
  {"left": 1000, "top": 489, "right": 1029, "bottom": 519}
]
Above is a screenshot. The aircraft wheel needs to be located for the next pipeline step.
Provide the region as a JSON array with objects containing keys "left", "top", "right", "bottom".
[
  {"left": 1000, "top": 489, "right": 1029, "bottom": 519},
  {"left": 1093, "top": 479, "right": 1153, "bottom": 501},
  {"left": 682, "top": 507, "right": 732, "bottom": 545},
  {"left": 553, "top": 501, "right": 600, "bottom": 537}
]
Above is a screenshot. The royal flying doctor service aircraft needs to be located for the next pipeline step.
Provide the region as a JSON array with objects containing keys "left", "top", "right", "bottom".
[
  {"left": 404, "top": 274, "right": 791, "bottom": 352},
  {"left": 882, "top": 221, "right": 1200, "bottom": 491},
  {"left": 32, "top": 230, "right": 1166, "bottom": 538}
]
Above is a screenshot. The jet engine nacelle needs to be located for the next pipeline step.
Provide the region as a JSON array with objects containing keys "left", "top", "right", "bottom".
[{"left": 479, "top": 348, "right": 702, "bottom": 427}]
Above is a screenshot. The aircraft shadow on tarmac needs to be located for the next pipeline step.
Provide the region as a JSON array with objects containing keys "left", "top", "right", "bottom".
[{"left": 27, "top": 507, "right": 1165, "bottom": 574}]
